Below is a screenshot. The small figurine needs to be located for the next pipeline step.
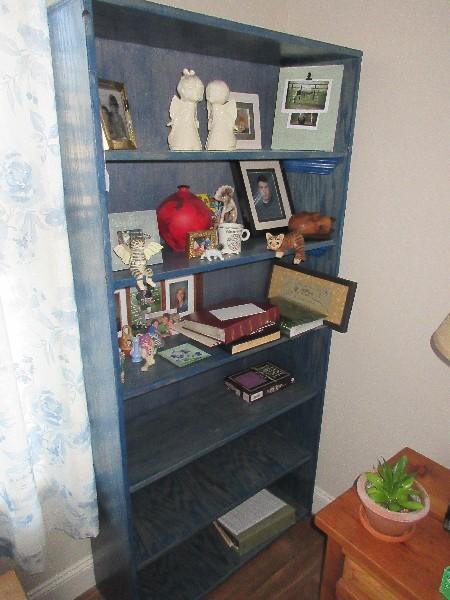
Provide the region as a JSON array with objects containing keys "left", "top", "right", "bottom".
[
  {"left": 215, "top": 185, "right": 238, "bottom": 224},
  {"left": 288, "top": 212, "right": 334, "bottom": 239},
  {"left": 131, "top": 335, "right": 142, "bottom": 363},
  {"left": 167, "top": 68, "right": 204, "bottom": 151},
  {"left": 201, "top": 245, "right": 224, "bottom": 261},
  {"left": 119, "top": 324, "right": 133, "bottom": 356},
  {"left": 266, "top": 231, "right": 305, "bottom": 265},
  {"left": 205, "top": 80, "right": 237, "bottom": 151},
  {"left": 119, "top": 350, "right": 125, "bottom": 383},
  {"left": 139, "top": 334, "right": 155, "bottom": 372},
  {"left": 113, "top": 230, "right": 162, "bottom": 291}
]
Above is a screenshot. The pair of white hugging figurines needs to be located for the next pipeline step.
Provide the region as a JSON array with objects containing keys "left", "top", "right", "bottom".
[{"left": 168, "top": 68, "right": 236, "bottom": 151}]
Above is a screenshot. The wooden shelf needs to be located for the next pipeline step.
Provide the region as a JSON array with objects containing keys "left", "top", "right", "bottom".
[
  {"left": 126, "top": 379, "right": 318, "bottom": 492},
  {"left": 105, "top": 149, "right": 347, "bottom": 163},
  {"left": 132, "top": 423, "right": 311, "bottom": 567},
  {"left": 122, "top": 333, "right": 295, "bottom": 400},
  {"left": 137, "top": 511, "right": 307, "bottom": 599},
  {"left": 112, "top": 238, "right": 334, "bottom": 290}
]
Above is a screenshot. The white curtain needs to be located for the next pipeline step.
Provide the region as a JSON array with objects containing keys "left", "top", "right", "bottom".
[{"left": 0, "top": 0, "right": 98, "bottom": 572}]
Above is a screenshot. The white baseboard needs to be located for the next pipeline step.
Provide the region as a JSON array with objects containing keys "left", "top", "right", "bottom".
[
  {"left": 313, "top": 486, "right": 335, "bottom": 514},
  {"left": 28, "top": 554, "right": 95, "bottom": 600}
]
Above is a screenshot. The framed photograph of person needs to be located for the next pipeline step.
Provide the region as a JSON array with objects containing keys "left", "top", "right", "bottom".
[
  {"left": 129, "top": 282, "right": 166, "bottom": 332},
  {"left": 114, "top": 288, "right": 132, "bottom": 333},
  {"left": 164, "top": 274, "right": 202, "bottom": 318},
  {"left": 98, "top": 79, "right": 137, "bottom": 150},
  {"left": 229, "top": 92, "right": 261, "bottom": 150},
  {"left": 185, "top": 230, "right": 218, "bottom": 259},
  {"left": 235, "top": 161, "right": 293, "bottom": 235}
]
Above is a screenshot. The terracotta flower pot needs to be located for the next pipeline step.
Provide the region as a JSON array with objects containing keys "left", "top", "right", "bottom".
[{"left": 356, "top": 474, "right": 430, "bottom": 539}]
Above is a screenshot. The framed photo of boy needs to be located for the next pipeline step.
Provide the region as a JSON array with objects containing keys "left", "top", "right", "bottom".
[
  {"left": 98, "top": 79, "right": 137, "bottom": 150},
  {"left": 229, "top": 92, "right": 261, "bottom": 150},
  {"left": 236, "top": 161, "right": 293, "bottom": 234}
]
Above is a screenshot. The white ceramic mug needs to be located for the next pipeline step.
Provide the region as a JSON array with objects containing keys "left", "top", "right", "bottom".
[{"left": 218, "top": 223, "right": 250, "bottom": 254}]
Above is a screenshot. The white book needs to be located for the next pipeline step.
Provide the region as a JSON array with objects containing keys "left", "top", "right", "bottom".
[{"left": 217, "top": 489, "right": 287, "bottom": 537}]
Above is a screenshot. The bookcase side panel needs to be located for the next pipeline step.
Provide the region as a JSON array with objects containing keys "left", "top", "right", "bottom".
[{"left": 48, "top": 1, "right": 135, "bottom": 597}]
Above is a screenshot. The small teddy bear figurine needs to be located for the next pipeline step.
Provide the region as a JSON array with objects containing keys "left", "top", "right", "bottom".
[
  {"left": 266, "top": 231, "right": 305, "bottom": 265},
  {"left": 167, "top": 68, "right": 204, "bottom": 151},
  {"left": 215, "top": 184, "right": 238, "bottom": 224},
  {"left": 205, "top": 80, "right": 237, "bottom": 151}
]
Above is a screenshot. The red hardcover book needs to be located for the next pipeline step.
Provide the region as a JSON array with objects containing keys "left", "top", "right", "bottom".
[{"left": 181, "top": 299, "right": 280, "bottom": 344}]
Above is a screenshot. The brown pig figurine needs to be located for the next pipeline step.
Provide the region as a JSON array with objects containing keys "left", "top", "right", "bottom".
[{"left": 288, "top": 211, "right": 334, "bottom": 239}]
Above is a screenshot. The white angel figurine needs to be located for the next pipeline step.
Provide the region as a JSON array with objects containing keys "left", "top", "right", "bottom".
[
  {"left": 205, "top": 80, "right": 237, "bottom": 151},
  {"left": 167, "top": 68, "right": 204, "bottom": 151}
]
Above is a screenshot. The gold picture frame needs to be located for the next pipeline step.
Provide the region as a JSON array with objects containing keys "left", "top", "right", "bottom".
[
  {"left": 185, "top": 230, "right": 218, "bottom": 259},
  {"left": 268, "top": 263, "right": 357, "bottom": 332},
  {"left": 98, "top": 79, "right": 137, "bottom": 150}
]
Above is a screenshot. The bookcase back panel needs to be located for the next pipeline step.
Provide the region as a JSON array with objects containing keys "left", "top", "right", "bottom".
[
  {"left": 95, "top": 37, "right": 279, "bottom": 153},
  {"left": 105, "top": 161, "right": 236, "bottom": 215}
]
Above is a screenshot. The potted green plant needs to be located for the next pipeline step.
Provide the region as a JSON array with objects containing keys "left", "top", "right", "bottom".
[{"left": 356, "top": 454, "right": 430, "bottom": 540}]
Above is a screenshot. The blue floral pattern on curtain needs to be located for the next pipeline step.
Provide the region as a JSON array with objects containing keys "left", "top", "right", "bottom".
[{"left": 0, "top": 0, "right": 98, "bottom": 572}]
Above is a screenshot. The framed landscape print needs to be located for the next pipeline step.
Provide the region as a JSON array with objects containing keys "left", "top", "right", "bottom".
[{"left": 271, "top": 65, "right": 343, "bottom": 151}]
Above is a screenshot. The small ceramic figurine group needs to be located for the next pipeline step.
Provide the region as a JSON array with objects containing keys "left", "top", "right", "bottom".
[{"left": 168, "top": 68, "right": 237, "bottom": 151}]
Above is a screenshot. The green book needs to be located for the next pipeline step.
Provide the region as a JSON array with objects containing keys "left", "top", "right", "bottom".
[
  {"left": 217, "top": 490, "right": 296, "bottom": 555},
  {"left": 270, "top": 297, "right": 326, "bottom": 337}
]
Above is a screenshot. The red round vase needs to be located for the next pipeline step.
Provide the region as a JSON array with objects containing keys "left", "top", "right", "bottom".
[{"left": 157, "top": 185, "right": 212, "bottom": 252}]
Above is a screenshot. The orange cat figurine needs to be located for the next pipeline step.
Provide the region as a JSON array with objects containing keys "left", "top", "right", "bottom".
[{"left": 266, "top": 231, "right": 305, "bottom": 264}]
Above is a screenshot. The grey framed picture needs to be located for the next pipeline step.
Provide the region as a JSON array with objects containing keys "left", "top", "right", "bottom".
[
  {"left": 108, "top": 210, "right": 163, "bottom": 271},
  {"left": 271, "top": 65, "right": 343, "bottom": 151}
]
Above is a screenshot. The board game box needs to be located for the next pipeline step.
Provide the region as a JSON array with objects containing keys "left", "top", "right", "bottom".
[{"left": 224, "top": 362, "right": 294, "bottom": 403}]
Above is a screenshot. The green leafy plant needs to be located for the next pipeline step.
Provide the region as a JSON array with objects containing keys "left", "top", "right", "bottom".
[{"left": 365, "top": 455, "right": 424, "bottom": 512}]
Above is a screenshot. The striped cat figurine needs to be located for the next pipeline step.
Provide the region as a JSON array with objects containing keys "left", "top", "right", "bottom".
[
  {"left": 266, "top": 231, "right": 305, "bottom": 265},
  {"left": 113, "top": 230, "right": 163, "bottom": 291}
]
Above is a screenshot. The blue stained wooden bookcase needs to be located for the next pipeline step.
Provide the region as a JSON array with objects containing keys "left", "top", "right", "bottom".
[{"left": 47, "top": 1, "right": 362, "bottom": 598}]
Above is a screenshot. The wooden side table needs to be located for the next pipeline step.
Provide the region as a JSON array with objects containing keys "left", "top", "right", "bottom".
[
  {"left": 0, "top": 570, "right": 27, "bottom": 600},
  {"left": 315, "top": 447, "right": 450, "bottom": 600}
]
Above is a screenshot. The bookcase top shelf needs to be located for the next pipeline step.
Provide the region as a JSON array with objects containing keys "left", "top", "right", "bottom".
[
  {"left": 112, "top": 238, "right": 335, "bottom": 290},
  {"left": 92, "top": 0, "right": 362, "bottom": 63}
]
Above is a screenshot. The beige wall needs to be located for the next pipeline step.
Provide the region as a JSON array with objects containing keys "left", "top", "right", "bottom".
[
  {"left": 153, "top": 0, "right": 450, "bottom": 490},
  {"left": 23, "top": 1, "right": 450, "bottom": 596}
]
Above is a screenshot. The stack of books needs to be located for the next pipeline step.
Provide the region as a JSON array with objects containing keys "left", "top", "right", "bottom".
[
  {"left": 180, "top": 298, "right": 281, "bottom": 354},
  {"left": 214, "top": 489, "right": 296, "bottom": 556},
  {"left": 273, "top": 297, "right": 326, "bottom": 337}
]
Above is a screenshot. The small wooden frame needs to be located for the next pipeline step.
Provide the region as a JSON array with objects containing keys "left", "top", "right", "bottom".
[
  {"left": 267, "top": 263, "right": 356, "bottom": 332},
  {"left": 185, "top": 230, "right": 218, "bottom": 258}
]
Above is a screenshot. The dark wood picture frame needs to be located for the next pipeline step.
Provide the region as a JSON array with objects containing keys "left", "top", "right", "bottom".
[{"left": 267, "top": 263, "right": 357, "bottom": 332}]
